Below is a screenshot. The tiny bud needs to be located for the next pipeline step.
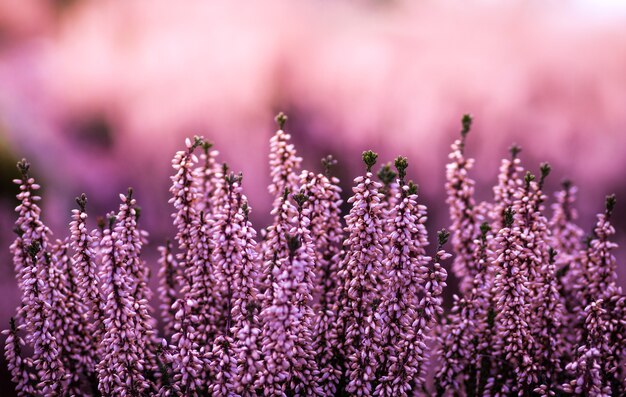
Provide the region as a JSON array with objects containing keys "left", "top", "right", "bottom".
[
  {"left": 16, "top": 159, "right": 30, "bottom": 177},
  {"left": 509, "top": 144, "right": 522, "bottom": 159},
  {"left": 362, "top": 150, "right": 378, "bottom": 172},
  {"left": 377, "top": 163, "right": 396, "bottom": 186},
  {"left": 539, "top": 162, "right": 551, "bottom": 188},
  {"left": 292, "top": 192, "right": 308, "bottom": 209},
  {"left": 394, "top": 156, "right": 408, "bottom": 180},
  {"left": 504, "top": 207, "right": 515, "bottom": 228},
  {"left": 461, "top": 114, "right": 473, "bottom": 138},
  {"left": 107, "top": 213, "right": 117, "bottom": 229},
  {"left": 192, "top": 136, "right": 204, "bottom": 150},
  {"left": 201, "top": 140, "right": 214, "bottom": 154},
  {"left": 27, "top": 241, "right": 41, "bottom": 258},
  {"left": 606, "top": 194, "right": 616, "bottom": 216},
  {"left": 97, "top": 216, "right": 106, "bottom": 231},
  {"left": 561, "top": 179, "right": 572, "bottom": 190},
  {"left": 275, "top": 112, "right": 288, "bottom": 130},
  {"left": 548, "top": 247, "right": 557, "bottom": 263},
  {"left": 321, "top": 155, "right": 337, "bottom": 176},
  {"left": 407, "top": 181, "right": 418, "bottom": 195},
  {"left": 480, "top": 222, "right": 491, "bottom": 238},
  {"left": 287, "top": 234, "right": 301, "bottom": 254},
  {"left": 438, "top": 229, "right": 450, "bottom": 246},
  {"left": 524, "top": 172, "right": 535, "bottom": 188},
  {"left": 76, "top": 193, "right": 88, "bottom": 211}
]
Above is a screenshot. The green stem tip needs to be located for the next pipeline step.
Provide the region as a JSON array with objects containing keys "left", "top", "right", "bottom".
[
  {"left": 362, "top": 150, "right": 378, "bottom": 172},
  {"left": 275, "top": 112, "right": 288, "bottom": 130}
]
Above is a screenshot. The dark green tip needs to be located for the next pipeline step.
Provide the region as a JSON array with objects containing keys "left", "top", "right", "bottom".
[
  {"left": 275, "top": 112, "right": 288, "bottom": 130},
  {"left": 377, "top": 163, "right": 396, "bottom": 186},
  {"left": 362, "top": 150, "right": 378, "bottom": 172},
  {"left": 606, "top": 194, "right": 616, "bottom": 216},
  {"left": 201, "top": 140, "right": 213, "bottom": 154},
  {"left": 191, "top": 136, "right": 204, "bottom": 150},
  {"left": 438, "top": 229, "right": 450, "bottom": 246},
  {"left": 17, "top": 159, "right": 30, "bottom": 178},
  {"left": 76, "top": 193, "right": 88, "bottom": 212},
  {"left": 283, "top": 187, "right": 290, "bottom": 201},
  {"left": 107, "top": 213, "right": 117, "bottom": 229},
  {"left": 292, "top": 192, "right": 309, "bottom": 209},
  {"left": 524, "top": 172, "right": 535, "bottom": 188},
  {"left": 539, "top": 163, "right": 551, "bottom": 188},
  {"left": 241, "top": 202, "right": 250, "bottom": 218},
  {"left": 407, "top": 181, "right": 418, "bottom": 195},
  {"left": 461, "top": 114, "right": 473, "bottom": 138},
  {"left": 548, "top": 247, "right": 557, "bottom": 263},
  {"left": 562, "top": 179, "right": 572, "bottom": 190},
  {"left": 127, "top": 187, "right": 133, "bottom": 200},
  {"left": 97, "top": 216, "right": 106, "bottom": 231},
  {"left": 394, "top": 156, "right": 408, "bottom": 180},
  {"left": 321, "top": 155, "right": 337, "bottom": 176},
  {"left": 480, "top": 222, "right": 491, "bottom": 238},
  {"left": 287, "top": 234, "right": 301, "bottom": 254},
  {"left": 222, "top": 163, "right": 229, "bottom": 175},
  {"left": 504, "top": 207, "right": 515, "bottom": 228},
  {"left": 26, "top": 241, "right": 41, "bottom": 259},
  {"left": 225, "top": 172, "right": 242, "bottom": 186},
  {"left": 509, "top": 144, "right": 522, "bottom": 159}
]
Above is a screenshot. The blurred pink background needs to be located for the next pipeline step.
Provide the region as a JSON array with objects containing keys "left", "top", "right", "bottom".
[{"left": 1, "top": 0, "right": 626, "bottom": 391}]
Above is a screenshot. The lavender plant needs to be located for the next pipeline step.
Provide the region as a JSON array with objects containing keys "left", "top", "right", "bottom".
[{"left": 3, "top": 114, "right": 625, "bottom": 396}]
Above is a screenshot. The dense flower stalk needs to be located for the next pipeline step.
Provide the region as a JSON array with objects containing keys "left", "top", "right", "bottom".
[
  {"left": 229, "top": 196, "right": 263, "bottom": 395},
  {"left": 490, "top": 145, "right": 524, "bottom": 229},
  {"left": 445, "top": 115, "right": 483, "bottom": 293},
  {"left": 261, "top": 113, "right": 302, "bottom": 306},
  {"left": 50, "top": 239, "right": 93, "bottom": 395},
  {"left": 3, "top": 318, "right": 35, "bottom": 396},
  {"left": 335, "top": 151, "right": 386, "bottom": 396},
  {"left": 69, "top": 194, "right": 106, "bottom": 361},
  {"left": 258, "top": 193, "right": 321, "bottom": 396},
  {"left": 413, "top": 231, "right": 450, "bottom": 391},
  {"left": 10, "top": 160, "right": 51, "bottom": 297},
  {"left": 550, "top": 180, "right": 585, "bottom": 339},
  {"left": 97, "top": 192, "right": 155, "bottom": 396},
  {"left": 209, "top": 334, "right": 238, "bottom": 396},
  {"left": 563, "top": 299, "right": 612, "bottom": 396},
  {"left": 166, "top": 299, "right": 207, "bottom": 396},
  {"left": 489, "top": 206, "right": 537, "bottom": 394},
  {"left": 374, "top": 157, "right": 431, "bottom": 397},
  {"left": 169, "top": 136, "right": 203, "bottom": 294},
  {"left": 300, "top": 159, "right": 344, "bottom": 396},
  {"left": 268, "top": 112, "right": 302, "bottom": 208}
]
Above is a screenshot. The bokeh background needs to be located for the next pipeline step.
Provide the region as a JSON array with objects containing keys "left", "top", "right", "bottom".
[{"left": 1, "top": 0, "right": 626, "bottom": 392}]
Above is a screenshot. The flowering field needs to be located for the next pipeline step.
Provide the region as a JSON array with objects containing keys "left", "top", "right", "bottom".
[{"left": 3, "top": 114, "right": 624, "bottom": 396}]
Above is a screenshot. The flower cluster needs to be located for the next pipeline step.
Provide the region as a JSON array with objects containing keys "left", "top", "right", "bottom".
[{"left": 3, "top": 114, "right": 625, "bottom": 396}]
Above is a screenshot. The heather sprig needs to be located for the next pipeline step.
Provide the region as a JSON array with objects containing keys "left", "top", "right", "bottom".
[
  {"left": 335, "top": 150, "right": 387, "bottom": 396},
  {"left": 374, "top": 156, "right": 431, "bottom": 397},
  {"left": 445, "top": 114, "right": 483, "bottom": 293},
  {"left": 300, "top": 165, "right": 344, "bottom": 396}
]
